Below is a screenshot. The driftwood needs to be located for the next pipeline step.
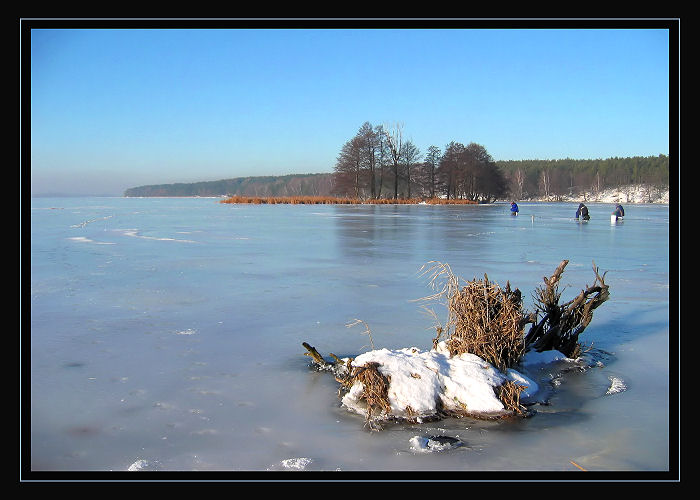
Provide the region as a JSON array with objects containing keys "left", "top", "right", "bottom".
[
  {"left": 523, "top": 260, "right": 609, "bottom": 358},
  {"left": 302, "top": 342, "right": 348, "bottom": 376}
]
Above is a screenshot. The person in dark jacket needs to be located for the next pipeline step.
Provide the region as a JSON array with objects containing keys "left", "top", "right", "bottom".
[
  {"left": 612, "top": 204, "right": 625, "bottom": 218},
  {"left": 576, "top": 203, "right": 590, "bottom": 221},
  {"left": 510, "top": 201, "right": 519, "bottom": 215}
]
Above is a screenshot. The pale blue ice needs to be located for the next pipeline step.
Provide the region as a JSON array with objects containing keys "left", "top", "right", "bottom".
[{"left": 27, "top": 197, "right": 673, "bottom": 474}]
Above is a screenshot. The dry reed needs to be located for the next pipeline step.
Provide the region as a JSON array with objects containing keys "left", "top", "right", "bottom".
[
  {"left": 418, "top": 262, "right": 526, "bottom": 372},
  {"left": 346, "top": 319, "right": 375, "bottom": 351},
  {"left": 220, "top": 195, "right": 478, "bottom": 205},
  {"left": 337, "top": 361, "right": 392, "bottom": 427},
  {"left": 495, "top": 380, "right": 528, "bottom": 416}
]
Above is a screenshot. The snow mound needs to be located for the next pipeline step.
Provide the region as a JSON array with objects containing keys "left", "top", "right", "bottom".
[{"left": 340, "top": 342, "right": 542, "bottom": 420}]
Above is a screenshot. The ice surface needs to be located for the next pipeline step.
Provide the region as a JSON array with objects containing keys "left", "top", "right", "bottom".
[{"left": 28, "top": 198, "right": 672, "bottom": 473}]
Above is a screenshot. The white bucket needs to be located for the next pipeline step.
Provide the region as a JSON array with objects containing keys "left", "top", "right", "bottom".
[{"left": 611, "top": 214, "right": 617, "bottom": 224}]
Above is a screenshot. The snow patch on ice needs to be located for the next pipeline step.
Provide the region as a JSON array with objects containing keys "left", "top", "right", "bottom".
[
  {"left": 127, "top": 459, "right": 161, "bottom": 471},
  {"left": 118, "top": 228, "right": 197, "bottom": 243},
  {"left": 279, "top": 457, "right": 313, "bottom": 470},
  {"left": 605, "top": 376, "right": 627, "bottom": 395},
  {"left": 67, "top": 236, "right": 115, "bottom": 245},
  {"left": 175, "top": 328, "right": 197, "bottom": 335}
]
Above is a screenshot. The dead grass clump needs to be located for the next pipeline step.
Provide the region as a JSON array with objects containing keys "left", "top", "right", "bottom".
[
  {"left": 495, "top": 380, "right": 528, "bottom": 416},
  {"left": 419, "top": 262, "right": 526, "bottom": 371},
  {"left": 446, "top": 278, "right": 525, "bottom": 371},
  {"left": 337, "top": 362, "right": 392, "bottom": 426}
]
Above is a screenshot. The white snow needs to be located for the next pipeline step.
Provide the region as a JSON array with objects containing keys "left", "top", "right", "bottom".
[
  {"left": 127, "top": 459, "right": 149, "bottom": 471},
  {"left": 175, "top": 328, "right": 197, "bottom": 335},
  {"left": 340, "top": 342, "right": 558, "bottom": 421},
  {"left": 504, "top": 368, "right": 539, "bottom": 400},
  {"left": 127, "top": 459, "right": 161, "bottom": 471},
  {"left": 520, "top": 349, "right": 569, "bottom": 366},
  {"left": 279, "top": 457, "right": 313, "bottom": 470},
  {"left": 605, "top": 376, "right": 627, "bottom": 395},
  {"left": 519, "top": 184, "right": 669, "bottom": 204}
]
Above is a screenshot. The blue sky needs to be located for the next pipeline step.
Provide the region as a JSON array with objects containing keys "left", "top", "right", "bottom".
[{"left": 28, "top": 24, "right": 673, "bottom": 196}]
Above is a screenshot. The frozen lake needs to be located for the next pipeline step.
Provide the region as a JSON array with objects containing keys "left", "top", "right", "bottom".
[{"left": 26, "top": 197, "right": 674, "bottom": 479}]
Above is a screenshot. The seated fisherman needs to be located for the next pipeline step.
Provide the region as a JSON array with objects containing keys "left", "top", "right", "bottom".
[{"left": 576, "top": 203, "right": 590, "bottom": 221}]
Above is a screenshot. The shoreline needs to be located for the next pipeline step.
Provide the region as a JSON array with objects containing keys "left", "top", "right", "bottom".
[
  {"left": 517, "top": 185, "right": 669, "bottom": 205},
  {"left": 31, "top": 185, "right": 670, "bottom": 204}
]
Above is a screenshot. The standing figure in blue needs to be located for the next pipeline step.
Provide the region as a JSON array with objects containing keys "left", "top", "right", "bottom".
[
  {"left": 576, "top": 203, "right": 590, "bottom": 221},
  {"left": 612, "top": 203, "right": 625, "bottom": 219},
  {"left": 510, "top": 201, "right": 519, "bottom": 216}
]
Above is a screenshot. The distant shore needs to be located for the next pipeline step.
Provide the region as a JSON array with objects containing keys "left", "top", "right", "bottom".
[
  {"left": 33, "top": 184, "right": 669, "bottom": 203},
  {"left": 219, "top": 185, "right": 669, "bottom": 206},
  {"left": 519, "top": 185, "right": 669, "bottom": 204}
]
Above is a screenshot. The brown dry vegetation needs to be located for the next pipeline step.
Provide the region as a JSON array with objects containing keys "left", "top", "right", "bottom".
[
  {"left": 419, "top": 262, "right": 526, "bottom": 372},
  {"left": 220, "top": 195, "right": 478, "bottom": 205},
  {"left": 337, "top": 362, "right": 392, "bottom": 426},
  {"left": 443, "top": 278, "right": 526, "bottom": 372}
]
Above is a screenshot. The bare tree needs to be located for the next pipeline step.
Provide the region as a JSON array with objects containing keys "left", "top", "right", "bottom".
[
  {"left": 459, "top": 143, "right": 505, "bottom": 202},
  {"left": 438, "top": 142, "right": 465, "bottom": 199},
  {"left": 400, "top": 140, "right": 421, "bottom": 199},
  {"left": 422, "top": 145, "right": 441, "bottom": 199},
  {"left": 511, "top": 167, "right": 525, "bottom": 200},
  {"left": 374, "top": 124, "right": 389, "bottom": 199},
  {"left": 383, "top": 123, "right": 404, "bottom": 199},
  {"left": 334, "top": 135, "right": 365, "bottom": 198},
  {"left": 539, "top": 168, "right": 551, "bottom": 199},
  {"left": 357, "top": 122, "right": 379, "bottom": 199}
]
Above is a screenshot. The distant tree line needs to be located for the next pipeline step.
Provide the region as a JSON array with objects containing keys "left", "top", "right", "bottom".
[
  {"left": 124, "top": 173, "right": 334, "bottom": 198},
  {"left": 498, "top": 155, "right": 669, "bottom": 200},
  {"left": 332, "top": 121, "right": 669, "bottom": 202}
]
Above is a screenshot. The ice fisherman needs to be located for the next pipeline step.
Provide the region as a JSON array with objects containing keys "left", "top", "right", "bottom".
[
  {"left": 612, "top": 204, "right": 625, "bottom": 218},
  {"left": 510, "top": 201, "right": 519, "bottom": 216},
  {"left": 576, "top": 203, "right": 590, "bottom": 221}
]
